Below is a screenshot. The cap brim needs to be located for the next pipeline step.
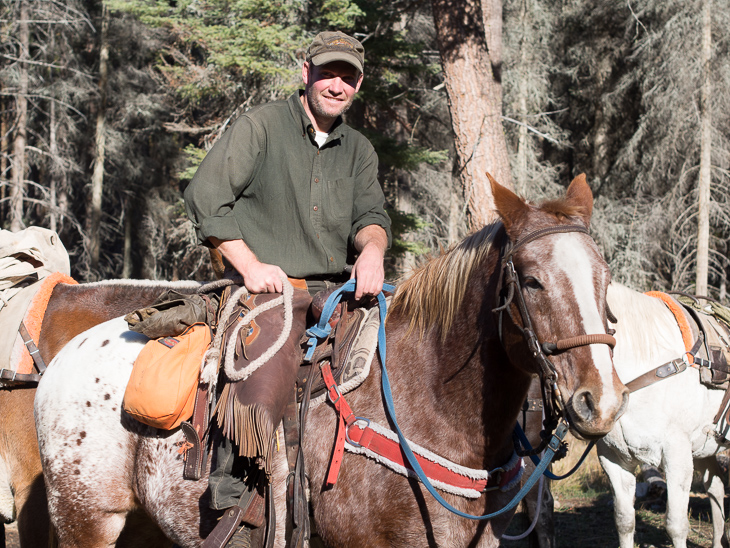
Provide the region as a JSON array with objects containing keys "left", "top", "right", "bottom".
[{"left": 309, "top": 51, "right": 363, "bottom": 73}]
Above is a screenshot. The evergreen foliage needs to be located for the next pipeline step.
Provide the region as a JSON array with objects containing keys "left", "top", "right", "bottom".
[{"left": 1, "top": 0, "right": 728, "bottom": 301}]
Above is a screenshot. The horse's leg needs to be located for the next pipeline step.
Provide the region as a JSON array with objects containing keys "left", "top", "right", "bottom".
[
  {"left": 533, "top": 477, "right": 555, "bottom": 548},
  {"left": 270, "top": 425, "right": 292, "bottom": 548},
  {"left": 35, "top": 319, "right": 146, "bottom": 548},
  {"left": 523, "top": 380, "right": 555, "bottom": 548},
  {"left": 0, "top": 387, "right": 49, "bottom": 548},
  {"left": 597, "top": 448, "right": 637, "bottom": 548},
  {"left": 13, "top": 473, "right": 49, "bottom": 548},
  {"left": 662, "top": 443, "right": 694, "bottom": 548},
  {"left": 697, "top": 456, "right": 727, "bottom": 548}
]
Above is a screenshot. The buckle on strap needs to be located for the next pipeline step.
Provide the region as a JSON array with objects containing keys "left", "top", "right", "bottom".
[
  {"left": 655, "top": 357, "right": 687, "bottom": 379},
  {"left": 484, "top": 467, "right": 505, "bottom": 492},
  {"left": 327, "top": 382, "right": 342, "bottom": 406}
]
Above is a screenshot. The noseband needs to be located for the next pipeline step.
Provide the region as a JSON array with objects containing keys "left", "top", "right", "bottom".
[{"left": 493, "top": 224, "right": 616, "bottom": 443}]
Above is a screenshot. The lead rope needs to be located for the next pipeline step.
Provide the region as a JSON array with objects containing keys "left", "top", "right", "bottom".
[
  {"left": 500, "top": 474, "right": 545, "bottom": 541},
  {"left": 502, "top": 405, "right": 549, "bottom": 542}
]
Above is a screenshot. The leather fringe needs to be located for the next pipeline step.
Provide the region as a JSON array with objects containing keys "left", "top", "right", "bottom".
[{"left": 216, "top": 383, "right": 276, "bottom": 475}]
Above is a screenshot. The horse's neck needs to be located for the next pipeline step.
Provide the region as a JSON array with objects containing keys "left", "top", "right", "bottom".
[
  {"left": 608, "top": 283, "right": 687, "bottom": 379},
  {"left": 392, "top": 271, "right": 531, "bottom": 468}
]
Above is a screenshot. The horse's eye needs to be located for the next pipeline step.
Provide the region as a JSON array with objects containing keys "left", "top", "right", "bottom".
[{"left": 523, "top": 276, "right": 543, "bottom": 290}]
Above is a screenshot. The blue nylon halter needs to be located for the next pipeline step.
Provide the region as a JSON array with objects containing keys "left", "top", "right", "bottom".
[
  {"left": 307, "top": 278, "right": 569, "bottom": 521},
  {"left": 513, "top": 422, "right": 594, "bottom": 481}
]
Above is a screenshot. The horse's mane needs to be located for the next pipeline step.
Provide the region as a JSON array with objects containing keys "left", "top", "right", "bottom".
[
  {"left": 539, "top": 200, "right": 587, "bottom": 221},
  {"left": 389, "top": 223, "right": 501, "bottom": 340},
  {"left": 607, "top": 282, "right": 685, "bottom": 364}
]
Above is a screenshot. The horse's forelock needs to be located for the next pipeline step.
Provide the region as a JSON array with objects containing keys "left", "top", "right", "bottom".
[
  {"left": 538, "top": 199, "right": 587, "bottom": 221},
  {"left": 390, "top": 224, "right": 500, "bottom": 339}
]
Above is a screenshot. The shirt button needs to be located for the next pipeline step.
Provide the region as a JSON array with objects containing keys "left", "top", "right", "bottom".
[
  {"left": 314, "top": 178, "right": 319, "bottom": 183},
  {"left": 329, "top": 257, "right": 334, "bottom": 262},
  {"left": 313, "top": 206, "right": 318, "bottom": 211}
]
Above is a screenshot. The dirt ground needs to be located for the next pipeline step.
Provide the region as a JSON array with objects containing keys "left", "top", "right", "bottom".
[
  {"left": 4, "top": 522, "right": 19, "bottom": 548},
  {"left": 501, "top": 436, "right": 727, "bottom": 548},
  {"left": 502, "top": 485, "right": 721, "bottom": 548}
]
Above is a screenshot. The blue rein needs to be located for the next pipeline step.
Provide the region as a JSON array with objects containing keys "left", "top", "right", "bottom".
[{"left": 307, "top": 279, "right": 569, "bottom": 521}]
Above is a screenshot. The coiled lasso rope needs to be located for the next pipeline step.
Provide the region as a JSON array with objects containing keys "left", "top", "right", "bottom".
[{"left": 199, "top": 276, "right": 294, "bottom": 391}]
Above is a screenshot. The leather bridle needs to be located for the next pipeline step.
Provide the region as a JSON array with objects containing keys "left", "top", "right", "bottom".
[{"left": 493, "top": 224, "right": 616, "bottom": 450}]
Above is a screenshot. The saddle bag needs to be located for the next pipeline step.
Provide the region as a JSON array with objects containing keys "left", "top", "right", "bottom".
[{"left": 123, "top": 322, "right": 212, "bottom": 430}]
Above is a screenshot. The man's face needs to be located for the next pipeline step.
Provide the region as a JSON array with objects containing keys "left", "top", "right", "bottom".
[{"left": 302, "top": 60, "right": 363, "bottom": 126}]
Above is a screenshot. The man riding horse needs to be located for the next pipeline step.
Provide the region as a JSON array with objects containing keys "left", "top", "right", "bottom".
[{"left": 183, "top": 30, "right": 391, "bottom": 547}]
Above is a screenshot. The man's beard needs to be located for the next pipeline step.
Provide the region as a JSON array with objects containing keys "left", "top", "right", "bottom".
[{"left": 306, "top": 86, "right": 354, "bottom": 123}]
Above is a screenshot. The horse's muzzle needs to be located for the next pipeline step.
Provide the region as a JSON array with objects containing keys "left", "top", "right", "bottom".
[{"left": 567, "top": 385, "right": 629, "bottom": 439}]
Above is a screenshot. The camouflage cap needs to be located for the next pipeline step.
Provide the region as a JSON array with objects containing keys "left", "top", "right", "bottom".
[{"left": 306, "top": 31, "right": 364, "bottom": 73}]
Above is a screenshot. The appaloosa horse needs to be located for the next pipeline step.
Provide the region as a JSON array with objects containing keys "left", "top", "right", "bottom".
[
  {"left": 34, "top": 174, "right": 628, "bottom": 547},
  {"left": 597, "top": 283, "right": 730, "bottom": 548},
  {"left": 0, "top": 279, "right": 200, "bottom": 547}
]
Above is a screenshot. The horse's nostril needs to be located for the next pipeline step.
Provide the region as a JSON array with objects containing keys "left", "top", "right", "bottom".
[
  {"left": 572, "top": 388, "right": 595, "bottom": 422},
  {"left": 617, "top": 390, "right": 630, "bottom": 420},
  {"left": 582, "top": 391, "right": 595, "bottom": 414}
]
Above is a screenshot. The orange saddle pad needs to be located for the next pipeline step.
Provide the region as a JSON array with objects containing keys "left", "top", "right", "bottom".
[{"left": 123, "top": 322, "right": 211, "bottom": 430}]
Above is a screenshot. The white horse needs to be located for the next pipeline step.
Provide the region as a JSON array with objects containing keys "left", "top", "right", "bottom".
[{"left": 598, "top": 282, "right": 728, "bottom": 548}]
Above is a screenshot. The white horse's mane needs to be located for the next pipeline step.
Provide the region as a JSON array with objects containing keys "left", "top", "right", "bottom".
[{"left": 607, "top": 282, "right": 687, "bottom": 372}]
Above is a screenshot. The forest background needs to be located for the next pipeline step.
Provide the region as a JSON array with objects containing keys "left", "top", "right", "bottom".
[{"left": 1, "top": 0, "right": 729, "bottom": 301}]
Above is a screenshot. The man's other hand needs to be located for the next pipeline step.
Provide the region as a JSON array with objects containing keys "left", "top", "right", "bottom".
[{"left": 351, "top": 224, "right": 388, "bottom": 300}]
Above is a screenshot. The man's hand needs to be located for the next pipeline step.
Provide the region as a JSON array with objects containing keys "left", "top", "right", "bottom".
[
  {"left": 209, "top": 237, "right": 286, "bottom": 293},
  {"left": 240, "top": 260, "right": 287, "bottom": 294},
  {"left": 351, "top": 225, "right": 388, "bottom": 300}
]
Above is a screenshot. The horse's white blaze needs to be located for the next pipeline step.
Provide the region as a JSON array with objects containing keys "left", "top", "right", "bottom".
[
  {"left": 551, "top": 234, "right": 618, "bottom": 413},
  {"left": 35, "top": 317, "right": 149, "bottom": 512}
]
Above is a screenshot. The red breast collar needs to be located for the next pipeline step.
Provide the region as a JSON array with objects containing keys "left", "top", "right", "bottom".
[{"left": 321, "top": 362, "right": 523, "bottom": 498}]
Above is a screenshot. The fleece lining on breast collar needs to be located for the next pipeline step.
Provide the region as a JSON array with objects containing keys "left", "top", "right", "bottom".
[{"left": 11, "top": 272, "right": 77, "bottom": 375}]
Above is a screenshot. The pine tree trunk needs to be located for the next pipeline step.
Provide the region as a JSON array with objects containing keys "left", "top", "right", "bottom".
[
  {"left": 515, "top": 0, "right": 530, "bottom": 195},
  {"left": 49, "top": 99, "right": 58, "bottom": 233},
  {"left": 1, "top": 90, "right": 7, "bottom": 215},
  {"left": 122, "top": 197, "right": 133, "bottom": 278},
  {"left": 9, "top": 0, "right": 29, "bottom": 232},
  {"left": 432, "top": 0, "right": 513, "bottom": 232},
  {"left": 696, "top": 0, "right": 712, "bottom": 296},
  {"left": 89, "top": 3, "right": 109, "bottom": 269}
]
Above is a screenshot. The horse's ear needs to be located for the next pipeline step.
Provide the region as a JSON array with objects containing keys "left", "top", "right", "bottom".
[
  {"left": 564, "top": 173, "right": 593, "bottom": 227},
  {"left": 489, "top": 172, "right": 529, "bottom": 232}
]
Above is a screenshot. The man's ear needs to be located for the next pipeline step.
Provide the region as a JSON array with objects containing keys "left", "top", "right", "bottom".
[
  {"left": 354, "top": 71, "right": 363, "bottom": 93},
  {"left": 302, "top": 61, "right": 311, "bottom": 86}
]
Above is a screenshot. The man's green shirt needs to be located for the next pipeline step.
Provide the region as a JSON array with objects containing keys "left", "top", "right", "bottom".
[{"left": 184, "top": 91, "right": 391, "bottom": 279}]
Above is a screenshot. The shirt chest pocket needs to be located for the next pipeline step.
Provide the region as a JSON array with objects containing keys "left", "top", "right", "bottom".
[{"left": 322, "top": 177, "right": 355, "bottom": 229}]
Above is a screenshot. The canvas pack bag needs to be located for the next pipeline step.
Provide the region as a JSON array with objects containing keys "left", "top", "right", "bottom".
[{"left": 123, "top": 322, "right": 212, "bottom": 430}]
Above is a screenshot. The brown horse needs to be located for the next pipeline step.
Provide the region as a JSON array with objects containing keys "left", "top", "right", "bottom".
[
  {"left": 34, "top": 174, "right": 628, "bottom": 547},
  {"left": 0, "top": 279, "right": 200, "bottom": 547}
]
